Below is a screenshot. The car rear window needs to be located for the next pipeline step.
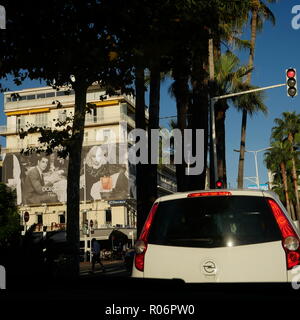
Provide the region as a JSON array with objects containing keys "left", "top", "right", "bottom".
[{"left": 147, "top": 196, "right": 282, "bottom": 248}]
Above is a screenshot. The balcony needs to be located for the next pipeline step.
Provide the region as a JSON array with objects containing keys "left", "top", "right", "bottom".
[
  {"left": 3, "top": 86, "right": 127, "bottom": 113},
  {"left": 0, "top": 122, "right": 53, "bottom": 136},
  {"left": 0, "top": 113, "right": 135, "bottom": 136},
  {"left": 84, "top": 113, "right": 135, "bottom": 128},
  {"left": 0, "top": 125, "right": 15, "bottom": 135}
]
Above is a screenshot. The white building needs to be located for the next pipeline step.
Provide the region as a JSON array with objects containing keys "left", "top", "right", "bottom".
[
  {"left": 0, "top": 84, "right": 176, "bottom": 255},
  {"left": 0, "top": 84, "right": 138, "bottom": 246}
]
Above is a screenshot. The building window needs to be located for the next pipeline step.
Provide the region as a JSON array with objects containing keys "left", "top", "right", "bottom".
[
  {"left": 37, "top": 93, "right": 46, "bottom": 99},
  {"left": 59, "top": 214, "right": 65, "bottom": 224},
  {"left": 127, "top": 108, "right": 135, "bottom": 122},
  {"left": 86, "top": 107, "right": 97, "bottom": 123},
  {"left": 95, "top": 129, "right": 102, "bottom": 141},
  {"left": 97, "top": 107, "right": 104, "bottom": 121},
  {"left": 56, "top": 91, "right": 68, "bottom": 96},
  {"left": 35, "top": 113, "right": 48, "bottom": 127},
  {"left": 37, "top": 214, "right": 43, "bottom": 225},
  {"left": 58, "top": 110, "right": 67, "bottom": 122},
  {"left": 84, "top": 131, "right": 88, "bottom": 142},
  {"left": 105, "top": 209, "right": 112, "bottom": 224},
  {"left": 16, "top": 115, "right": 25, "bottom": 131},
  {"left": 103, "top": 129, "right": 111, "bottom": 142}
]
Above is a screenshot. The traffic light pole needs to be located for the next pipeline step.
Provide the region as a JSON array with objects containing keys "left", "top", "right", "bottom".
[{"left": 210, "top": 82, "right": 286, "bottom": 186}]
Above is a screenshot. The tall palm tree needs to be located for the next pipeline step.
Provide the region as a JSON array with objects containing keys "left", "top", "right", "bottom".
[
  {"left": 271, "top": 112, "right": 300, "bottom": 222},
  {"left": 213, "top": 51, "right": 267, "bottom": 187},
  {"left": 237, "top": 0, "right": 277, "bottom": 188},
  {"left": 271, "top": 171, "right": 296, "bottom": 220},
  {"left": 207, "top": 2, "right": 250, "bottom": 188},
  {"left": 264, "top": 140, "right": 292, "bottom": 216}
]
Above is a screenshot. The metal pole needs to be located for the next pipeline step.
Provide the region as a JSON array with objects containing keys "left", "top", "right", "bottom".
[
  {"left": 211, "top": 83, "right": 284, "bottom": 188},
  {"left": 84, "top": 233, "right": 88, "bottom": 262},
  {"left": 214, "top": 83, "right": 286, "bottom": 101},
  {"left": 253, "top": 151, "right": 260, "bottom": 188},
  {"left": 89, "top": 226, "right": 92, "bottom": 263},
  {"left": 83, "top": 160, "right": 86, "bottom": 204},
  {"left": 243, "top": 147, "right": 272, "bottom": 189},
  {"left": 210, "top": 98, "right": 218, "bottom": 184}
]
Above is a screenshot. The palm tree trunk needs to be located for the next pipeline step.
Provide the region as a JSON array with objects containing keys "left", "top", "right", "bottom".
[
  {"left": 291, "top": 155, "right": 300, "bottom": 220},
  {"left": 188, "top": 55, "right": 208, "bottom": 190},
  {"left": 212, "top": 33, "right": 228, "bottom": 188},
  {"left": 147, "top": 60, "right": 160, "bottom": 209},
  {"left": 208, "top": 37, "right": 216, "bottom": 188},
  {"left": 237, "top": 8, "right": 258, "bottom": 188},
  {"left": 66, "top": 79, "right": 89, "bottom": 279},
  {"left": 287, "top": 132, "right": 300, "bottom": 220},
  {"left": 290, "top": 202, "right": 297, "bottom": 221},
  {"left": 175, "top": 86, "right": 189, "bottom": 191},
  {"left": 173, "top": 54, "right": 190, "bottom": 192},
  {"left": 280, "top": 161, "right": 292, "bottom": 216},
  {"left": 135, "top": 62, "right": 147, "bottom": 236},
  {"left": 237, "top": 109, "right": 247, "bottom": 188},
  {"left": 215, "top": 101, "right": 228, "bottom": 187}
]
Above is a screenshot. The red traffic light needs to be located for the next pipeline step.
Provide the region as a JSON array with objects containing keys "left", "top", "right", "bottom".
[
  {"left": 287, "top": 69, "right": 296, "bottom": 78},
  {"left": 286, "top": 68, "right": 297, "bottom": 97},
  {"left": 216, "top": 180, "right": 223, "bottom": 188}
]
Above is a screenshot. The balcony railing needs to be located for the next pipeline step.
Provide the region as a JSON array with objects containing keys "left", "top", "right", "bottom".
[{"left": 0, "top": 114, "right": 136, "bottom": 135}]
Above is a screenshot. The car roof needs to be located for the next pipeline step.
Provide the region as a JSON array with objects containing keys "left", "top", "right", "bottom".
[{"left": 156, "top": 189, "right": 280, "bottom": 203}]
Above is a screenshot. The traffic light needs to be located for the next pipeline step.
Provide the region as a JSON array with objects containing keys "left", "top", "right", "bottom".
[
  {"left": 216, "top": 179, "right": 223, "bottom": 189},
  {"left": 286, "top": 68, "right": 297, "bottom": 97}
]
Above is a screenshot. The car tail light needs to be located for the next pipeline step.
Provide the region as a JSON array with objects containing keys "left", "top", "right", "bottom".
[
  {"left": 267, "top": 198, "right": 300, "bottom": 269},
  {"left": 187, "top": 191, "right": 232, "bottom": 198},
  {"left": 134, "top": 202, "right": 159, "bottom": 272}
]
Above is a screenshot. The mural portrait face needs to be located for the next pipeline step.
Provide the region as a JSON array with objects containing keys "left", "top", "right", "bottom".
[
  {"left": 37, "top": 157, "right": 49, "bottom": 172},
  {"left": 86, "top": 146, "right": 107, "bottom": 169}
]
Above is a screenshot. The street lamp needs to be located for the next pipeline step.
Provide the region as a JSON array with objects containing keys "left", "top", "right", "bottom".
[
  {"left": 209, "top": 82, "right": 285, "bottom": 186},
  {"left": 234, "top": 147, "right": 272, "bottom": 189}
]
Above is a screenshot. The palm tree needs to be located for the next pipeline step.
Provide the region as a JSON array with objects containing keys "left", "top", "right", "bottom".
[
  {"left": 237, "top": 0, "right": 277, "bottom": 188},
  {"left": 213, "top": 51, "right": 267, "bottom": 187},
  {"left": 264, "top": 141, "right": 292, "bottom": 216},
  {"left": 271, "top": 112, "right": 300, "bottom": 222},
  {"left": 207, "top": 2, "right": 250, "bottom": 188}
]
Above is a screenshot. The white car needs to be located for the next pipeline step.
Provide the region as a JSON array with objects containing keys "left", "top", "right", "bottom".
[{"left": 132, "top": 189, "right": 300, "bottom": 283}]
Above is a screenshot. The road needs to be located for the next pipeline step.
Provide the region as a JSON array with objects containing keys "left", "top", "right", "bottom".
[{"left": 80, "top": 260, "right": 130, "bottom": 278}]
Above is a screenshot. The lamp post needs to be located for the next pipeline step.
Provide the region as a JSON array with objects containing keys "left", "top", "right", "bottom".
[
  {"left": 234, "top": 147, "right": 272, "bottom": 189},
  {"left": 209, "top": 82, "right": 285, "bottom": 186}
]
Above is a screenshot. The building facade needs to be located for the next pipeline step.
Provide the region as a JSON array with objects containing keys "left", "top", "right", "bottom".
[{"left": 0, "top": 84, "right": 176, "bottom": 250}]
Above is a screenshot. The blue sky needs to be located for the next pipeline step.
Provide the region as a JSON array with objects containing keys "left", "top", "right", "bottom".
[
  {"left": 223, "top": 0, "right": 300, "bottom": 188},
  {"left": 159, "top": 1, "right": 300, "bottom": 188},
  {"left": 0, "top": 1, "right": 299, "bottom": 189}
]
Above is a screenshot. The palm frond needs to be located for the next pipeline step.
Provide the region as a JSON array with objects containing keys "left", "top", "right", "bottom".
[{"left": 259, "top": 2, "right": 276, "bottom": 26}]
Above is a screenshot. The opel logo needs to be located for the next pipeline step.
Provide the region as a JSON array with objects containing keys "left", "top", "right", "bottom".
[{"left": 203, "top": 261, "right": 217, "bottom": 274}]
